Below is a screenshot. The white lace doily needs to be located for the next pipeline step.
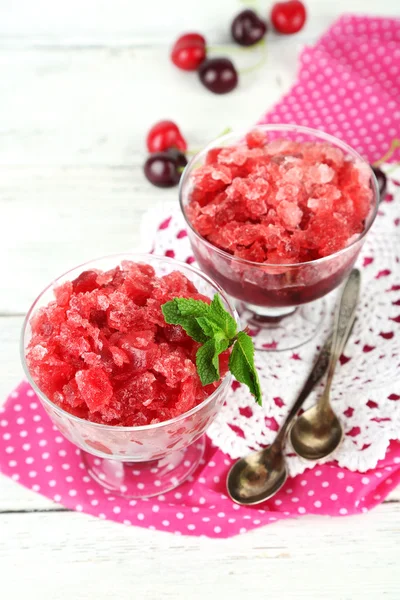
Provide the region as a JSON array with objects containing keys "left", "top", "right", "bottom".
[{"left": 139, "top": 164, "right": 400, "bottom": 475}]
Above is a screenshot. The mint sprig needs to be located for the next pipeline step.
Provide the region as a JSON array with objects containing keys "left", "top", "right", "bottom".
[{"left": 161, "top": 294, "right": 262, "bottom": 405}]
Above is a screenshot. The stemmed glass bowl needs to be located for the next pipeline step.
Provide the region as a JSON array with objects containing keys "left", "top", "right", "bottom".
[
  {"left": 179, "top": 124, "right": 379, "bottom": 351},
  {"left": 21, "top": 254, "right": 238, "bottom": 498}
]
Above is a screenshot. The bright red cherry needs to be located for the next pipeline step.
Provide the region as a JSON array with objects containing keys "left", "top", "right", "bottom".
[
  {"left": 146, "top": 120, "right": 187, "bottom": 153},
  {"left": 270, "top": 1, "right": 307, "bottom": 35},
  {"left": 171, "top": 33, "right": 207, "bottom": 71}
]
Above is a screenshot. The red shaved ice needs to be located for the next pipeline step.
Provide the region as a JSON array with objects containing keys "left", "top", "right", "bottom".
[
  {"left": 26, "top": 262, "right": 225, "bottom": 426},
  {"left": 186, "top": 132, "right": 374, "bottom": 264}
]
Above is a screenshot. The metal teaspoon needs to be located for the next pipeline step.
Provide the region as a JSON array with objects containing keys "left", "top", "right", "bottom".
[{"left": 226, "top": 269, "right": 360, "bottom": 505}]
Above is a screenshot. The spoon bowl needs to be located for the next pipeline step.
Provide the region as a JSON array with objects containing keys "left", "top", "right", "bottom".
[
  {"left": 227, "top": 447, "right": 287, "bottom": 505},
  {"left": 290, "top": 405, "right": 344, "bottom": 461}
]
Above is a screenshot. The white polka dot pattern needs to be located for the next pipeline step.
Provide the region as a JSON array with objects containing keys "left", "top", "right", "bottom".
[{"left": 259, "top": 50, "right": 399, "bottom": 163}]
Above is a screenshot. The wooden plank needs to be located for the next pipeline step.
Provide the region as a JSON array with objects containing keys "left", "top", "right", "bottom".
[
  {"left": 0, "top": 0, "right": 398, "bottom": 45},
  {"left": 0, "top": 47, "right": 287, "bottom": 167},
  {"left": 0, "top": 43, "right": 288, "bottom": 313},
  {"left": 0, "top": 317, "right": 24, "bottom": 398},
  {"left": 0, "top": 475, "right": 62, "bottom": 511},
  {"left": 1, "top": 505, "right": 399, "bottom": 599},
  {"left": 1, "top": 166, "right": 157, "bottom": 312}
]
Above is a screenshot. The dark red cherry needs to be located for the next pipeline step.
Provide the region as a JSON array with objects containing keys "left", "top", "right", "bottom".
[
  {"left": 198, "top": 58, "right": 238, "bottom": 94},
  {"left": 231, "top": 9, "right": 267, "bottom": 46},
  {"left": 144, "top": 151, "right": 187, "bottom": 188},
  {"left": 372, "top": 166, "right": 387, "bottom": 199},
  {"left": 166, "top": 148, "right": 188, "bottom": 171}
]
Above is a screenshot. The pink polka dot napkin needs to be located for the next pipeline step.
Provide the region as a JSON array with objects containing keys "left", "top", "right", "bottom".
[
  {"left": 1, "top": 15, "right": 400, "bottom": 538},
  {"left": 1, "top": 382, "right": 399, "bottom": 538},
  {"left": 260, "top": 15, "right": 400, "bottom": 164}
]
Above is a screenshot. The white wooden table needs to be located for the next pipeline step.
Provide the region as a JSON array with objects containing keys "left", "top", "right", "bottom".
[{"left": 1, "top": 1, "right": 399, "bottom": 598}]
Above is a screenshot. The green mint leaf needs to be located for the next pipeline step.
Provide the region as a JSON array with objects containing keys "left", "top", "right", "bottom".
[
  {"left": 213, "top": 332, "right": 229, "bottom": 364},
  {"left": 180, "top": 318, "right": 209, "bottom": 344},
  {"left": 162, "top": 295, "right": 262, "bottom": 406},
  {"left": 174, "top": 298, "right": 211, "bottom": 318},
  {"left": 161, "top": 300, "right": 208, "bottom": 343},
  {"left": 161, "top": 299, "right": 181, "bottom": 324},
  {"left": 229, "top": 331, "right": 262, "bottom": 405},
  {"left": 196, "top": 339, "right": 220, "bottom": 385},
  {"left": 196, "top": 334, "right": 229, "bottom": 385},
  {"left": 196, "top": 316, "right": 223, "bottom": 338},
  {"left": 162, "top": 294, "right": 236, "bottom": 344},
  {"left": 209, "top": 294, "right": 237, "bottom": 339}
]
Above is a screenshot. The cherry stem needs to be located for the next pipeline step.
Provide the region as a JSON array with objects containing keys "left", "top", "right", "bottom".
[
  {"left": 206, "top": 37, "right": 267, "bottom": 76},
  {"left": 238, "top": 38, "right": 267, "bottom": 75},
  {"left": 239, "top": 0, "right": 261, "bottom": 10},
  {"left": 218, "top": 126, "right": 233, "bottom": 137},
  {"left": 207, "top": 43, "right": 261, "bottom": 55},
  {"left": 372, "top": 138, "right": 400, "bottom": 167}
]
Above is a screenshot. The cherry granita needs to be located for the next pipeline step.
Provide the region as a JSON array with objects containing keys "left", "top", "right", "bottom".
[
  {"left": 26, "top": 262, "right": 228, "bottom": 426},
  {"left": 186, "top": 130, "right": 374, "bottom": 264}
]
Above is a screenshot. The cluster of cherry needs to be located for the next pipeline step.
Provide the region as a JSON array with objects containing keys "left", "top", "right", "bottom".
[{"left": 171, "top": 2, "right": 307, "bottom": 94}]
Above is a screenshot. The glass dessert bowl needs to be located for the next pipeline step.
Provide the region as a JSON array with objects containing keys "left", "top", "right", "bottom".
[
  {"left": 21, "top": 253, "right": 238, "bottom": 498},
  {"left": 180, "top": 124, "right": 380, "bottom": 351}
]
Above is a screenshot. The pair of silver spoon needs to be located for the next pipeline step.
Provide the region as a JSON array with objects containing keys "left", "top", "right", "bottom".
[{"left": 227, "top": 268, "right": 361, "bottom": 505}]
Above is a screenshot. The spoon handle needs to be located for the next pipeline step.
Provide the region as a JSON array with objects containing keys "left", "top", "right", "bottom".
[
  {"left": 323, "top": 268, "right": 361, "bottom": 400},
  {"left": 274, "top": 331, "right": 334, "bottom": 444},
  {"left": 274, "top": 270, "right": 360, "bottom": 445}
]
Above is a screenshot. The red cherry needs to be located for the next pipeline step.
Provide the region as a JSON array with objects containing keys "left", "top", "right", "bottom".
[
  {"left": 198, "top": 58, "right": 238, "bottom": 94},
  {"left": 372, "top": 166, "right": 387, "bottom": 198},
  {"left": 270, "top": 1, "right": 307, "bottom": 35},
  {"left": 171, "top": 32, "right": 207, "bottom": 71},
  {"left": 144, "top": 150, "right": 188, "bottom": 188},
  {"left": 231, "top": 10, "right": 267, "bottom": 46},
  {"left": 146, "top": 120, "right": 187, "bottom": 153}
]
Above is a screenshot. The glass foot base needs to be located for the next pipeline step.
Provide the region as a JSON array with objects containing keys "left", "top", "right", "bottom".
[
  {"left": 82, "top": 435, "right": 205, "bottom": 499},
  {"left": 238, "top": 298, "right": 327, "bottom": 351}
]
